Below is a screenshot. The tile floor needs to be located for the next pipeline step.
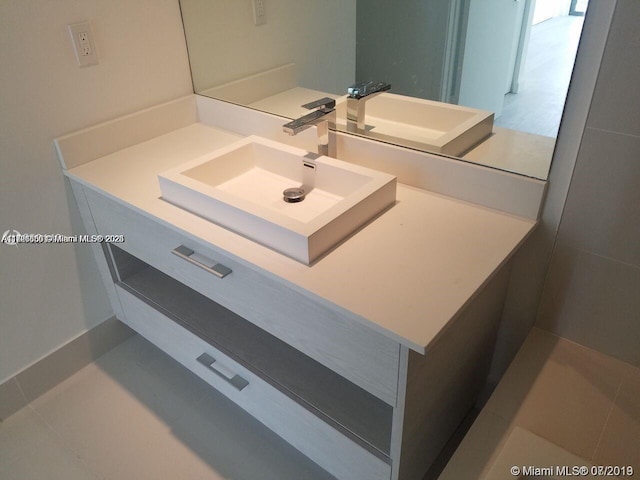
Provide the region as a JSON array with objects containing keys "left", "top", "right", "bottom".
[
  {"left": 439, "top": 328, "right": 640, "bottom": 479},
  {"left": 496, "top": 15, "right": 585, "bottom": 137},
  {"left": 2, "top": 328, "right": 638, "bottom": 480},
  {"left": 0, "top": 334, "right": 335, "bottom": 480}
]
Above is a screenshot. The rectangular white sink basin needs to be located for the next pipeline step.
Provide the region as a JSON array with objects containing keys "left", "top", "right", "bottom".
[
  {"left": 336, "top": 93, "right": 493, "bottom": 156},
  {"left": 158, "top": 136, "right": 396, "bottom": 264}
]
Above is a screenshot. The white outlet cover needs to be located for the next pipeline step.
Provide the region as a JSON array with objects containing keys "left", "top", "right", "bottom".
[
  {"left": 253, "top": 0, "right": 266, "bottom": 26},
  {"left": 68, "top": 22, "right": 99, "bottom": 67}
]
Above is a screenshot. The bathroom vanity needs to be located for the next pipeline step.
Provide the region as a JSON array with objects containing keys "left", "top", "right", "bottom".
[{"left": 56, "top": 95, "right": 537, "bottom": 480}]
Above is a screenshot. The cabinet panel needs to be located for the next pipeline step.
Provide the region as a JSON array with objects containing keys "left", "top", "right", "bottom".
[
  {"left": 84, "top": 186, "right": 399, "bottom": 405},
  {"left": 108, "top": 247, "right": 393, "bottom": 457},
  {"left": 117, "top": 286, "right": 392, "bottom": 480}
]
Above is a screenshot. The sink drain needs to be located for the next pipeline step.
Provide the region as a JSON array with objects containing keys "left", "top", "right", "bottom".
[{"left": 283, "top": 187, "right": 307, "bottom": 203}]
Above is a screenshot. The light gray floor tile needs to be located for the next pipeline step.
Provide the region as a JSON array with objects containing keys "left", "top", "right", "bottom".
[
  {"left": 592, "top": 367, "right": 640, "bottom": 471},
  {"left": 496, "top": 15, "right": 584, "bottom": 137},
  {"left": 438, "top": 409, "right": 513, "bottom": 480},
  {"left": 484, "top": 328, "right": 635, "bottom": 460},
  {"left": 0, "top": 407, "right": 52, "bottom": 466},
  {"left": 27, "top": 334, "right": 335, "bottom": 480},
  {"left": 0, "top": 406, "right": 98, "bottom": 480},
  {"left": 440, "top": 329, "right": 639, "bottom": 479}
]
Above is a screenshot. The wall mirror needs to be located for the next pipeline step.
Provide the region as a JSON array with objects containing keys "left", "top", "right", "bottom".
[{"left": 179, "top": 0, "right": 588, "bottom": 180}]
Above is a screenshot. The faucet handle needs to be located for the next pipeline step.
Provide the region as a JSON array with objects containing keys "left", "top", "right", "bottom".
[
  {"left": 347, "top": 81, "right": 391, "bottom": 99},
  {"left": 301, "top": 97, "right": 336, "bottom": 112}
]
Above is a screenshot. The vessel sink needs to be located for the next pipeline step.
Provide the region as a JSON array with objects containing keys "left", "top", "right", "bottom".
[
  {"left": 158, "top": 136, "right": 396, "bottom": 264},
  {"left": 335, "top": 93, "right": 494, "bottom": 156}
]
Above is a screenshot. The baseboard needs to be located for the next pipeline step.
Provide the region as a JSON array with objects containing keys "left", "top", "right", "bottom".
[{"left": 0, "top": 317, "right": 134, "bottom": 421}]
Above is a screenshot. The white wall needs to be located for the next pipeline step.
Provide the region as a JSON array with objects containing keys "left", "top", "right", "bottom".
[
  {"left": 458, "top": 0, "right": 527, "bottom": 115},
  {"left": 0, "top": 0, "right": 193, "bottom": 383},
  {"left": 181, "top": 0, "right": 356, "bottom": 96},
  {"left": 486, "top": 0, "right": 617, "bottom": 386},
  {"left": 533, "top": 0, "right": 572, "bottom": 24},
  {"left": 536, "top": 0, "right": 640, "bottom": 367}
]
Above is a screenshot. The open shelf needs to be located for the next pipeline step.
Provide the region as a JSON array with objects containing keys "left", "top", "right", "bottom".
[{"left": 107, "top": 244, "right": 393, "bottom": 460}]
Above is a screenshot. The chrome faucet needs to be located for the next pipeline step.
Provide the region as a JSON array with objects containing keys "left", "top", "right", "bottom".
[
  {"left": 346, "top": 81, "right": 391, "bottom": 132},
  {"left": 283, "top": 97, "right": 336, "bottom": 157}
]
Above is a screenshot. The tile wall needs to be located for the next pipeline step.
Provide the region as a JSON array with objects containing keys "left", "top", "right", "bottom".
[{"left": 537, "top": 0, "right": 640, "bottom": 367}]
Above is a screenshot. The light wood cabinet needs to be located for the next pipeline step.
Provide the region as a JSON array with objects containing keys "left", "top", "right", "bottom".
[
  {"left": 71, "top": 179, "right": 511, "bottom": 480},
  {"left": 57, "top": 98, "right": 535, "bottom": 480}
]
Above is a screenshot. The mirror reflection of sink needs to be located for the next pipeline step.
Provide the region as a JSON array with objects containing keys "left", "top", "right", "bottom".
[
  {"left": 336, "top": 93, "right": 494, "bottom": 157},
  {"left": 158, "top": 136, "right": 396, "bottom": 264}
]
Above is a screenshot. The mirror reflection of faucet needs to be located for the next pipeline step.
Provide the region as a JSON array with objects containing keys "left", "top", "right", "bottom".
[
  {"left": 282, "top": 97, "right": 336, "bottom": 157},
  {"left": 346, "top": 81, "right": 391, "bottom": 133}
]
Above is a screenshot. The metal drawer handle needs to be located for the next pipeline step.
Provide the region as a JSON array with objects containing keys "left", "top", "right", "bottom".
[
  {"left": 196, "top": 353, "right": 249, "bottom": 391},
  {"left": 171, "top": 245, "right": 232, "bottom": 279}
]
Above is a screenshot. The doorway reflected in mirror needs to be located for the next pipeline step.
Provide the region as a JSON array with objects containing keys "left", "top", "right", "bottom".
[{"left": 496, "top": 4, "right": 586, "bottom": 137}]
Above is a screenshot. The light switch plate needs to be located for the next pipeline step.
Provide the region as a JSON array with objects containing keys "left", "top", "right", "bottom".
[{"left": 68, "top": 22, "right": 99, "bottom": 67}]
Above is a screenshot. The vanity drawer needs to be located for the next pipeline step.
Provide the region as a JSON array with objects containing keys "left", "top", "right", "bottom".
[
  {"left": 116, "top": 286, "right": 392, "bottom": 480},
  {"left": 83, "top": 186, "right": 400, "bottom": 406}
]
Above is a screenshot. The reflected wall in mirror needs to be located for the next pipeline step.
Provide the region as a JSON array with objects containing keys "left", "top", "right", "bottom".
[{"left": 179, "top": 0, "right": 588, "bottom": 180}]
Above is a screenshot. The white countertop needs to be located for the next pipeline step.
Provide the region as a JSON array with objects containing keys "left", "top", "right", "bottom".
[
  {"left": 65, "top": 122, "right": 536, "bottom": 353},
  {"left": 463, "top": 126, "right": 556, "bottom": 180}
]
